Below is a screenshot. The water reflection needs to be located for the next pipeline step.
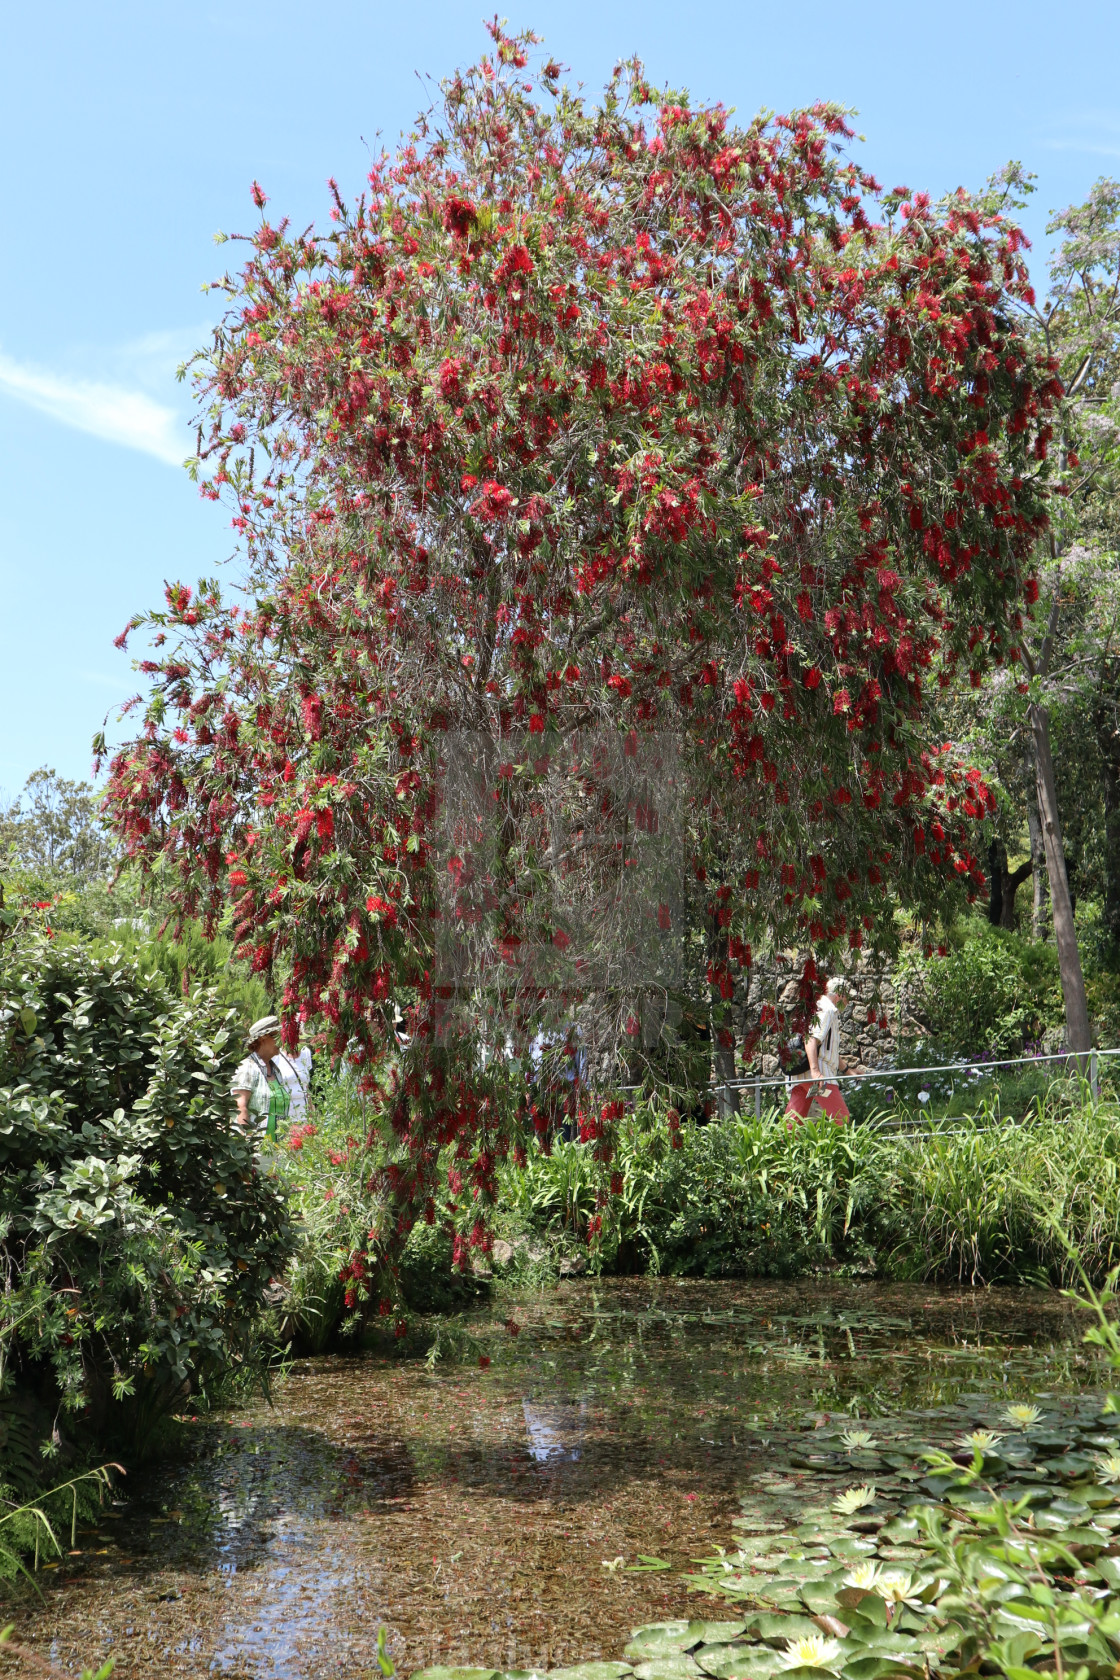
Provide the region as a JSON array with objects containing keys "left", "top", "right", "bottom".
[
  {"left": 12, "top": 1279, "right": 1105, "bottom": 1680},
  {"left": 522, "top": 1399, "right": 588, "bottom": 1463}
]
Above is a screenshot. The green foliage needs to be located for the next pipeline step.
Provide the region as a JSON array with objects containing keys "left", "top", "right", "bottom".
[
  {"left": 279, "top": 1069, "right": 485, "bottom": 1348},
  {"left": 917, "top": 928, "right": 1063, "bottom": 1056},
  {"left": 85, "top": 916, "right": 269, "bottom": 1023},
  {"left": 0, "top": 1462, "right": 118, "bottom": 1586},
  {"left": 0, "top": 937, "right": 296, "bottom": 1452},
  {"left": 503, "top": 1092, "right": 1120, "bottom": 1287}
]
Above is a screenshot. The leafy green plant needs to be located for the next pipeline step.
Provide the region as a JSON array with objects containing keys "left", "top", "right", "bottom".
[
  {"left": 0, "top": 937, "right": 295, "bottom": 1451},
  {"left": 0, "top": 1463, "right": 119, "bottom": 1585},
  {"left": 917, "top": 929, "right": 1063, "bottom": 1057},
  {"left": 279, "top": 1069, "right": 486, "bottom": 1348},
  {"left": 498, "top": 1089, "right": 1120, "bottom": 1287}
]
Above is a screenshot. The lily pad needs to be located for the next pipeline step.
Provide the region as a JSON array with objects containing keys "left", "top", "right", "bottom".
[
  {"left": 799, "top": 1581, "right": 842, "bottom": 1613},
  {"left": 841, "top": 1660, "right": 922, "bottom": 1680},
  {"left": 688, "top": 1624, "right": 748, "bottom": 1646},
  {"left": 696, "top": 1650, "right": 785, "bottom": 1680},
  {"left": 826, "top": 1538, "right": 878, "bottom": 1559},
  {"left": 626, "top": 1627, "right": 695, "bottom": 1662},
  {"left": 549, "top": 1666, "right": 633, "bottom": 1680},
  {"left": 748, "top": 1614, "right": 823, "bottom": 1645},
  {"left": 633, "top": 1659, "right": 701, "bottom": 1680},
  {"left": 412, "top": 1670, "right": 498, "bottom": 1680}
]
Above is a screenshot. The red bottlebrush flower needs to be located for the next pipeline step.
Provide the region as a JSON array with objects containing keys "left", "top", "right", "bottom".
[
  {"left": 439, "top": 357, "right": 465, "bottom": 399},
  {"left": 442, "top": 195, "right": 477, "bottom": 237},
  {"left": 471, "top": 480, "right": 515, "bottom": 522},
  {"left": 528, "top": 712, "right": 545, "bottom": 734},
  {"left": 504, "top": 1318, "right": 521, "bottom": 1337},
  {"left": 301, "top": 694, "right": 323, "bottom": 738},
  {"left": 478, "top": 1355, "right": 491, "bottom": 1368},
  {"left": 32, "top": 900, "right": 51, "bottom": 910},
  {"left": 657, "top": 903, "right": 672, "bottom": 931},
  {"left": 251, "top": 180, "right": 268, "bottom": 208},
  {"left": 552, "top": 927, "right": 571, "bottom": 949},
  {"left": 228, "top": 869, "right": 249, "bottom": 888},
  {"left": 833, "top": 688, "right": 851, "bottom": 713},
  {"left": 316, "top": 807, "right": 335, "bottom": 841},
  {"left": 367, "top": 895, "right": 399, "bottom": 927},
  {"left": 495, "top": 242, "right": 535, "bottom": 288},
  {"left": 607, "top": 673, "right": 632, "bottom": 697},
  {"left": 624, "top": 1014, "right": 639, "bottom": 1036},
  {"left": 804, "top": 667, "right": 822, "bottom": 689},
  {"left": 610, "top": 1172, "right": 624, "bottom": 1195},
  {"left": 1023, "top": 577, "right": 1040, "bottom": 604}
]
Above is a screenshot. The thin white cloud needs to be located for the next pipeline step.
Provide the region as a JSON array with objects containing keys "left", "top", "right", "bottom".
[
  {"left": 1044, "top": 138, "right": 1120, "bottom": 159},
  {"left": 0, "top": 347, "right": 187, "bottom": 465}
]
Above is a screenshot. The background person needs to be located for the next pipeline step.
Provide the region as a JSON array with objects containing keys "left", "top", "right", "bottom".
[
  {"left": 784, "top": 977, "right": 863, "bottom": 1122},
  {"left": 231, "top": 1015, "right": 293, "bottom": 1143},
  {"left": 277, "top": 1043, "right": 313, "bottom": 1123}
]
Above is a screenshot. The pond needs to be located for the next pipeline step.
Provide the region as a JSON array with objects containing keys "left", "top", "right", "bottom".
[{"left": 9, "top": 1279, "right": 1106, "bottom": 1680}]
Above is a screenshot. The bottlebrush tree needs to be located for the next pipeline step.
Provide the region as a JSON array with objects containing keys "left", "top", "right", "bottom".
[{"left": 103, "top": 25, "right": 1058, "bottom": 1308}]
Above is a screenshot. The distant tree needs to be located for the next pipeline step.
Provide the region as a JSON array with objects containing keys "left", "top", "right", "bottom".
[{"left": 0, "top": 767, "right": 115, "bottom": 882}]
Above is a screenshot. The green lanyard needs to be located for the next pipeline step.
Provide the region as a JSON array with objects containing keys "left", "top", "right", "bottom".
[{"left": 255, "top": 1055, "right": 293, "bottom": 1140}]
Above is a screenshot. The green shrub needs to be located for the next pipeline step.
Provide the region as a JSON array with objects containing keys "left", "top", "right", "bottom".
[
  {"left": 918, "top": 926, "right": 1063, "bottom": 1056},
  {"left": 0, "top": 938, "right": 296, "bottom": 1452},
  {"left": 502, "top": 1103, "right": 890, "bottom": 1277}
]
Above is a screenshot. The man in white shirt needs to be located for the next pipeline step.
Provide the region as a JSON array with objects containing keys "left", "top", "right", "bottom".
[{"left": 784, "top": 976, "right": 859, "bottom": 1122}]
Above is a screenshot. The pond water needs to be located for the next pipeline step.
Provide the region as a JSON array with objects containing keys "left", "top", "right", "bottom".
[{"left": 10, "top": 1279, "right": 1106, "bottom": 1680}]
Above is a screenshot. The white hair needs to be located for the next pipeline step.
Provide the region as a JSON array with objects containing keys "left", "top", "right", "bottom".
[{"left": 825, "top": 976, "right": 848, "bottom": 997}]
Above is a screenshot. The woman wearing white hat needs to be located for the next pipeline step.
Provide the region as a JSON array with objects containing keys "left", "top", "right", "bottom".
[{"left": 231, "top": 1015, "right": 294, "bottom": 1143}]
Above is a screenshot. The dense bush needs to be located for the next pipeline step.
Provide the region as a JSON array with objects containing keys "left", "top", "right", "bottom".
[
  {"left": 917, "top": 927, "right": 1063, "bottom": 1055},
  {"left": 0, "top": 938, "right": 295, "bottom": 1452}
]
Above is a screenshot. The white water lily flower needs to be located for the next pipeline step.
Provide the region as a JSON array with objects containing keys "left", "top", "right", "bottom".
[
  {"left": 1001, "top": 1403, "right": 1042, "bottom": 1430},
  {"left": 780, "top": 1634, "right": 842, "bottom": 1671},
  {"left": 844, "top": 1559, "right": 881, "bottom": 1590},
  {"left": 957, "top": 1429, "right": 1003, "bottom": 1454},
  {"left": 1094, "top": 1451, "right": 1120, "bottom": 1482},
  {"left": 917, "top": 1090, "right": 931, "bottom": 1104},
  {"left": 875, "top": 1570, "right": 915, "bottom": 1603},
  {"left": 841, "top": 1429, "right": 877, "bottom": 1451},
  {"left": 832, "top": 1484, "right": 877, "bottom": 1515}
]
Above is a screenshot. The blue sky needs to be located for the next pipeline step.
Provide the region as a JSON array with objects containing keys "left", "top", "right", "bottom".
[{"left": 2, "top": 0, "right": 1118, "bottom": 797}]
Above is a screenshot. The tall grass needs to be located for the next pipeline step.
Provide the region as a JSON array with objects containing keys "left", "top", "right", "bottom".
[
  {"left": 887, "top": 1099, "right": 1120, "bottom": 1286},
  {"left": 500, "top": 1090, "right": 1120, "bottom": 1287}
]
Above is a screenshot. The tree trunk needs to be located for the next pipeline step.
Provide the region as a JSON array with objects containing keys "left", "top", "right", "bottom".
[
  {"left": 1030, "top": 701, "right": 1091, "bottom": 1054},
  {"left": 987, "top": 839, "right": 1004, "bottom": 927},
  {"left": 1097, "top": 688, "right": 1120, "bottom": 953},
  {"left": 988, "top": 840, "right": 1032, "bottom": 930},
  {"left": 1026, "top": 785, "right": 1048, "bottom": 939}
]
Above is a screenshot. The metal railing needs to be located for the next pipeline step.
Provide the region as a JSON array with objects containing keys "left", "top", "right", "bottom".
[{"left": 707, "top": 1045, "right": 1119, "bottom": 1127}]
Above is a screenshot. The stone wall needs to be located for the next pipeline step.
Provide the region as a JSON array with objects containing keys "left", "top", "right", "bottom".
[{"left": 740, "top": 953, "right": 930, "bottom": 1074}]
